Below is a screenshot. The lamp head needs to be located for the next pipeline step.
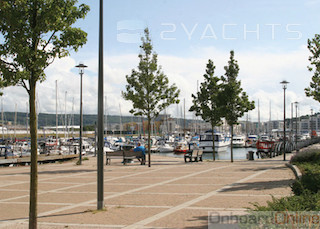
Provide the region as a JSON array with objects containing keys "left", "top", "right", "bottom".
[
  {"left": 75, "top": 62, "right": 88, "bottom": 74},
  {"left": 280, "top": 80, "right": 289, "bottom": 89}
]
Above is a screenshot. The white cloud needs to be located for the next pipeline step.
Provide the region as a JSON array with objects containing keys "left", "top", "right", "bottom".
[{"left": 1, "top": 45, "right": 319, "bottom": 124}]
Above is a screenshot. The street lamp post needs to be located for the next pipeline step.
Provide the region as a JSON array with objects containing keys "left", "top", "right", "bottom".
[
  {"left": 75, "top": 63, "right": 87, "bottom": 165},
  {"left": 280, "top": 80, "right": 289, "bottom": 161},
  {"left": 295, "top": 101, "right": 298, "bottom": 152},
  {"left": 97, "top": 0, "right": 104, "bottom": 210}
]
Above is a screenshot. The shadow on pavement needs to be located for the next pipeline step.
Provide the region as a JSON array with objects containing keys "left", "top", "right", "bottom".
[{"left": 219, "top": 179, "right": 295, "bottom": 192}]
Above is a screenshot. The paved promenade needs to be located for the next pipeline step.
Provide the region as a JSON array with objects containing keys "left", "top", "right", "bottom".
[{"left": 0, "top": 153, "right": 295, "bottom": 228}]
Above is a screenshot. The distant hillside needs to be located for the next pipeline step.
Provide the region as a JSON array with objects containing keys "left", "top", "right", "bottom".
[{"left": 1, "top": 112, "right": 195, "bottom": 128}]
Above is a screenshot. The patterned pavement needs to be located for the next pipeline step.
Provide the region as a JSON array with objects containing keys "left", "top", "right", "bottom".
[{"left": 0, "top": 154, "right": 295, "bottom": 228}]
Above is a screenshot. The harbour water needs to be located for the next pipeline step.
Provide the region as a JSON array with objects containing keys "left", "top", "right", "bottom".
[{"left": 154, "top": 147, "right": 257, "bottom": 161}]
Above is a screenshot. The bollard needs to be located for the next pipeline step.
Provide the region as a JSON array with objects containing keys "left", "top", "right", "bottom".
[{"left": 248, "top": 151, "right": 254, "bottom": 160}]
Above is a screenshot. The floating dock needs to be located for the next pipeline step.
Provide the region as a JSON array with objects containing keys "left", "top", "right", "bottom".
[{"left": 0, "top": 154, "right": 78, "bottom": 166}]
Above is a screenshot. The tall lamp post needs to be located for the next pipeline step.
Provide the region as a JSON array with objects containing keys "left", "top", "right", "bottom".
[
  {"left": 294, "top": 101, "right": 298, "bottom": 152},
  {"left": 97, "top": 0, "right": 104, "bottom": 210},
  {"left": 75, "top": 63, "right": 87, "bottom": 165},
  {"left": 280, "top": 80, "right": 289, "bottom": 161}
]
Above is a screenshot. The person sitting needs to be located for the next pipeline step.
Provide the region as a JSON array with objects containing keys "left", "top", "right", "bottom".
[{"left": 132, "top": 142, "right": 146, "bottom": 164}]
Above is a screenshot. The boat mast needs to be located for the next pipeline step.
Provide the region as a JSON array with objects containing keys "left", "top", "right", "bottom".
[
  {"left": 26, "top": 102, "right": 28, "bottom": 138},
  {"left": 65, "top": 91, "right": 67, "bottom": 139},
  {"left": 14, "top": 103, "right": 17, "bottom": 140},
  {"left": 104, "top": 96, "right": 107, "bottom": 136},
  {"left": 1, "top": 99, "right": 4, "bottom": 140},
  {"left": 269, "top": 100, "right": 271, "bottom": 137},
  {"left": 119, "top": 103, "right": 122, "bottom": 137},
  {"left": 71, "top": 97, "right": 74, "bottom": 138},
  {"left": 183, "top": 98, "right": 186, "bottom": 138},
  {"left": 55, "top": 80, "right": 58, "bottom": 142},
  {"left": 258, "top": 99, "right": 260, "bottom": 135}
]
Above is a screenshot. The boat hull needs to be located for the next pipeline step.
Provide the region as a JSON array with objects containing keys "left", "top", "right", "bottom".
[{"left": 199, "top": 133, "right": 230, "bottom": 152}]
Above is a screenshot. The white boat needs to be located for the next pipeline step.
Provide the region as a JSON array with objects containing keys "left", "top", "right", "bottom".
[
  {"left": 198, "top": 132, "right": 230, "bottom": 152},
  {"left": 232, "top": 135, "right": 246, "bottom": 148},
  {"left": 246, "top": 135, "right": 258, "bottom": 148},
  {"left": 157, "top": 143, "right": 174, "bottom": 153}
]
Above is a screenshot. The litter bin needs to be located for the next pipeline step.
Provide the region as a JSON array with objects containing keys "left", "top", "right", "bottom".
[{"left": 248, "top": 151, "right": 254, "bottom": 160}]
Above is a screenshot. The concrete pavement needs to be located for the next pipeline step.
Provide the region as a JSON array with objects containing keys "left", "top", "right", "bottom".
[{"left": 0, "top": 153, "right": 295, "bottom": 228}]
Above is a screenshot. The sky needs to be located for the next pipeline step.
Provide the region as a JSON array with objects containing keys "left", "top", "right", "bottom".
[{"left": 2, "top": 0, "right": 320, "bottom": 122}]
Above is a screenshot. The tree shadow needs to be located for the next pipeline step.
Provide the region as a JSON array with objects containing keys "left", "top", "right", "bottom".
[
  {"left": 0, "top": 210, "right": 87, "bottom": 222},
  {"left": 239, "top": 166, "right": 288, "bottom": 172},
  {"left": 183, "top": 215, "right": 209, "bottom": 229},
  {"left": 5, "top": 169, "right": 96, "bottom": 176},
  {"left": 219, "top": 178, "right": 295, "bottom": 193}
]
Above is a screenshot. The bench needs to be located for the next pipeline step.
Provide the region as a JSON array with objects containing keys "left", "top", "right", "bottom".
[
  {"left": 106, "top": 151, "right": 123, "bottom": 165},
  {"left": 123, "top": 150, "right": 145, "bottom": 165},
  {"left": 184, "top": 149, "right": 203, "bottom": 162},
  {"left": 105, "top": 150, "right": 145, "bottom": 165}
]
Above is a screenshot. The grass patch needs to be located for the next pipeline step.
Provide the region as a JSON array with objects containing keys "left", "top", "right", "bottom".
[{"left": 84, "top": 208, "right": 107, "bottom": 214}]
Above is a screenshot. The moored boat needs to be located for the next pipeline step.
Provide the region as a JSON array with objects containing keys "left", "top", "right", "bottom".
[
  {"left": 198, "top": 131, "right": 230, "bottom": 152},
  {"left": 173, "top": 141, "right": 188, "bottom": 153},
  {"left": 232, "top": 135, "right": 246, "bottom": 148}
]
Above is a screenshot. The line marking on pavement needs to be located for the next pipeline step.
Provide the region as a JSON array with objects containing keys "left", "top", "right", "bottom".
[
  {"left": 123, "top": 164, "right": 284, "bottom": 229},
  {"left": 0, "top": 163, "right": 232, "bottom": 228},
  {"left": 0, "top": 166, "right": 166, "bottom": 203},
  {"left": 0, "top": 164, "right": 183, "bottom": 228}
]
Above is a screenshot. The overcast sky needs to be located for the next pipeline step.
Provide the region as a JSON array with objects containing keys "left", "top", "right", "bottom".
[{"left": 2, "top": 0, "right": 320, "bottom": 122}]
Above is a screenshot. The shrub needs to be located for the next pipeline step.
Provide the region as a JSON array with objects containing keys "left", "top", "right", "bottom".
[
  {"left": 291, "top": 163, "right": 320, "bottom": 195},
  {"left": 252, "top": 191, "right": 320, "bottom": 211},
  {"left": 251, "top": 149, "right": 320, "bottom": 212},
  {"left": 290, "top": 149, "right": 320, "bottom": 164}
]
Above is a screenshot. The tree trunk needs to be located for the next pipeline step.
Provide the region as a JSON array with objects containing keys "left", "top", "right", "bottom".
[
  {"left": 29, "top": 80, "right": 38, "bottom": 229},
  {"left": 230, "top": 125, "right": 234, "bottom": 163},
  {"left": 147, "top": 117, "right": 151, "bottom": 167},
  {"left": 211, "top": 127, "right": 215, "bottom": 161}
]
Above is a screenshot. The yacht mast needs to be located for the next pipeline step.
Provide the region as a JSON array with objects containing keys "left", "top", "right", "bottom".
[
  {"left": 55, "top": 80, "right": 58, "bottom": 142},
  {"left": 119, "top": 103, "right": 122, "bottom": 137},
  {"left": 65, "top": 91, "right": 67, "bottom": 139},
  {"left": 1, "top": 99, "right": 4, "bottom": 139}
]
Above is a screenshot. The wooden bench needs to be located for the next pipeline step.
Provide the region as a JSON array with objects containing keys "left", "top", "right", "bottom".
[
  {"left": 184, "top": 149, "right": 203, "bottom": 162},
  {"left": 123, "top": 150, "right": 145, "bottom": 165},
  {"left": 105, "top": 150, "right": 145, "bottom": 165},
  {"left": 106, "top": 151, "right": 123, "bottom": 165}
]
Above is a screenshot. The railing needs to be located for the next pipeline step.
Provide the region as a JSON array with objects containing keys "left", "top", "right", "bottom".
[{"left": 258, "top": 137, "right": 320, "bottom": 158}]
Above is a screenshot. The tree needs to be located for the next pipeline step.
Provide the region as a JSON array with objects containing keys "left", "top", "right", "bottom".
[
  {"left": 189, "top": 59, "right": 224, "bottom": 161},
  {"left": 305, "top": 34, "right": 320, "bottom": 101},
  {"left": 0, "top": 1, "right": 89, "bottom": 228},
  {"left": 221, "top": 50, "right": 255, "bottom": 162},
  {"left": 122, "top": 28, "right": 180, "bottom": 167}
]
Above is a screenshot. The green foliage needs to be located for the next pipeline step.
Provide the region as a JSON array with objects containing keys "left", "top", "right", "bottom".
[
  {"left": 189, "top": 59, "right": 223, "bottom": 159},
  {"left": 305, "top": 34, "right": 320, "bottom": 102},
  {"left": 0, "top": 0, "right": 90, "bottom": 89},
  {"left": 291, "top": 149, "right": 320, "bottom": 164},
  {"left": 253, "top": 191, "right": 320, "bottom": 211},
  {"left": 291, "top": 150, "right": 320, "bottom": 195},
  {"left": 122, "top": 28, "right": 180, "bottom": 120},
  {"left": 190, "top": 59, "right": 223, "bottom": 126},
  {"left": 221, "top": 50, "right": 255, "bottom": 126},
  {"left": 252, "top": 151, "right": 320, "bottom": 212},
  {"left": 0, "top": 1, "right": 90, "bottom": 226},
  {"left": 122, "top": 28, "right": 180, "bottom": 166},
  {"left": 292, "top": 163, "right": 320, "bottom": 195}
]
